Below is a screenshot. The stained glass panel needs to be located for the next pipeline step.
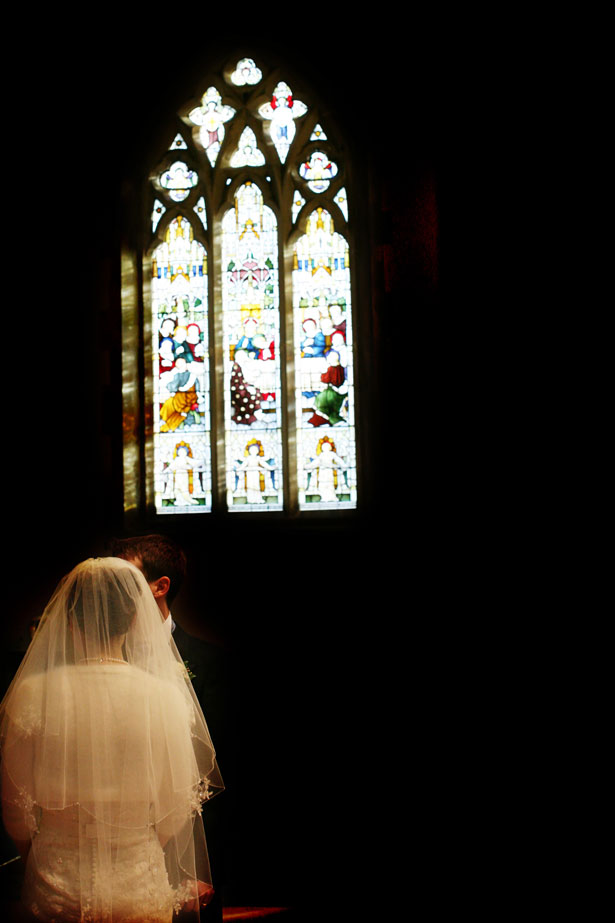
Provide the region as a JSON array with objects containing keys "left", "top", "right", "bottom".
[
  {"left": 188, "top": 87, "right": 236, "bottom": 166},
  {"left": 160, "top": 161, "right": 198, "bottom": 202},
  {"left": 230, "top": 58, "right": 262, "bottom": 86},
  {"left": 258, "top": 81, "right": 307, "bottom": 164},
  {"left": 229, "top": 127, "right": 266, "bottom": 168},
  {"left": 334, "top": 187, "right": 348, "bottom": 221},
  {"left": 151, "top": 217, "right": 211, "bottom": 513},
  {"left": 221, "top": 182, "right": 283, "bottom": 510},
  {"left": 193, "top": 196, "right": 207, "bottom": 229},
  {"left": 310, "top": 124, "right": 327, "bottom": 141},
  {"left": 292, "top": 189, "right": 305, "bottom": 224},
  {"left": 293, "top": 208, "right": 357, "bottom": 509},
  {"left": 152, "top": 199, "right": 166, "bottom": 232},
  {"left": 299, "top": 152, "right": 338, "bottom": 193}
]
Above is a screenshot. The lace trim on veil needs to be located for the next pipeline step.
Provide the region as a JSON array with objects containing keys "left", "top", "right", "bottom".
[{"left": 190, "top": 777, "right": 213, "bottom": 815}]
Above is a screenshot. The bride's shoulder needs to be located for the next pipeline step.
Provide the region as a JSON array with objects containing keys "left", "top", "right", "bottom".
[
  {"left": 11, "top": 664, "right": 72, "bottom": 695},
  {"left": 127, "top": 665, "right": 189, "bottom": 702},
  {"left": 3, "top": 668, "right": 63, "bottom": 730}
]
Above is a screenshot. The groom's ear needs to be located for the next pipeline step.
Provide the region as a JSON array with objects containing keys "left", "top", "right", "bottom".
[{"left": 150, "top": 576, "right": 171, "bottom": 600}]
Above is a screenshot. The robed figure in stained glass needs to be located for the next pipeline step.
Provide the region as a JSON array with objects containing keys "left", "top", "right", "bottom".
[
  {"left": 230, "top": 351, "right": 262, "bottom": 426},
  {"left": 160, "top": 358, "right": 202, "bottom": 432}
]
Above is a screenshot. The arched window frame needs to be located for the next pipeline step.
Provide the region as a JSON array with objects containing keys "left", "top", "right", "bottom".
[{"left": 121, "top": 53, "right": 366, "bottom": 522}]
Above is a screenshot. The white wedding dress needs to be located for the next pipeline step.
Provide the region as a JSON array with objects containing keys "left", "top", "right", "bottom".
[
  {"left": 24, "top": 807, "right": 173, "bottom": 922},
  {"left": 1, "top": 558, "right": 222, "bottom": 923},
  {"left": 6, "top": 663, "right": 200, "bottom": 922}
]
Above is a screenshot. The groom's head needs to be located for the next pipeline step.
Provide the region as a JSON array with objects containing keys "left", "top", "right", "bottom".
[{"left": 109, "top": 534, "right": 187, "bottom": 610}]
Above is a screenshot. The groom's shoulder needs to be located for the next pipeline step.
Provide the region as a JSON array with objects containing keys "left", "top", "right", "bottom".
[{"left": 172, "top": 622, "right": 225, "bottom": 669}]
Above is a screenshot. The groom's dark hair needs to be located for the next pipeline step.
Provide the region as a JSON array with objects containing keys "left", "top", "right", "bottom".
[{"left": 109, "top": 534, "right": 187, "bottom": 605}]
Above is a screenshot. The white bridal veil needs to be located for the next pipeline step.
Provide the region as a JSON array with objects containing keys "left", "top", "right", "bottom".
[{"left": 0, "top": 557, "right": 223, "bottom": 922}]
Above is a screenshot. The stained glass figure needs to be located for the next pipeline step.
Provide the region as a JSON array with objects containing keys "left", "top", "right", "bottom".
[
  {"left": 188, "top": 87, "right": 236, "bottom": 166},
  {"left": 299, "top": 151, "right": 338, "bottom": 193},
  {"left": 231, "top": 437, "right": 278, "bottom": 505},
  {"left": 170, "top": 134, "right": 188, "bottom": 150},
  {"left": 292, "top": 189, "right": 305, "bottom": 224},
  {"left": 221, "top": 182, "right": 283, "bottom": 510},
  {"left": 293, "top": 208, "right": 356, "bottom": 509},
  {"left": 334, "top": 187, "right": 349, "bottom": 221},
  {"left": 304, "top": 435, "right": 347, "bottom": 502},
  {"left": 160, "top": 161, "right": 198, "bottom": 202},
  {"left": 229, "top": 127, "right": 266, "bottom": 168},
  {"left": 151, "top": 216, "right": 210, "bottom": 513},
  {"left": 152, "top": 199, "right": 166, "bottom": 232},
  {"left": 156, "top": 436, "right": 210, "bottom": 511},
  {"left": 258, "top": 81, "right": 307, "bottom": 164},
  {"left": 230, "top": 58, "right": 263, "bottom": 86},
  {"left": 193, "top": 196, "right": 207, "bottom": 229}
]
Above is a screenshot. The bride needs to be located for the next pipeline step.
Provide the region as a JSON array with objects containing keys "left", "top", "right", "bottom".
[{"left": 0, "top": 557, "right": 223, "bottom": 922}]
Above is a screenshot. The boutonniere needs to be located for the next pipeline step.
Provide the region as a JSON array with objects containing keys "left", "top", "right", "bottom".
[{"left": 184, "top": 660, "right": 196, "bottom": 681}]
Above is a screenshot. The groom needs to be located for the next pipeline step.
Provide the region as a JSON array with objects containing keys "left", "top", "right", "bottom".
[{"left": 109, "top": 533, "right": 227, "bottom": 923}]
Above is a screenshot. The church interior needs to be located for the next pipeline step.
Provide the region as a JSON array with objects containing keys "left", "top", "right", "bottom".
[{"left": 1, "top": 19, "right": 445, "bottom": 921}]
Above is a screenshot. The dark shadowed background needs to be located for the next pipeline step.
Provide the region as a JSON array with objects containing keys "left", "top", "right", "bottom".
[{"left": 1, "top": 15, "right": 451, "bottom": 920}]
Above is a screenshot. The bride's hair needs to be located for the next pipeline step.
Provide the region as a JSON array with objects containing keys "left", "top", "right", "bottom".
[{"left": 67, "top": 561, "right": 142, "bottom": 638}]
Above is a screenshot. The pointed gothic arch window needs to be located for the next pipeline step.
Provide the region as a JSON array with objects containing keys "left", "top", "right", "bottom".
[{"left": 122, "top": 55, "right": 359, "bottom": 517}]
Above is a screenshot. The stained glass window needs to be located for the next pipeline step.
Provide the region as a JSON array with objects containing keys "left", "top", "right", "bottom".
[
  {"left": 293, "top": 209, "right": 357, "bottom": 509},
  {"left": 151, "top": 218, "right": 211, "bottom": 513},
  {"left": 134, "top": 55, "right": 358, "bottom": 516},
  {"left": 222, "top": 182, "right": 283, "bottom": 510}
]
